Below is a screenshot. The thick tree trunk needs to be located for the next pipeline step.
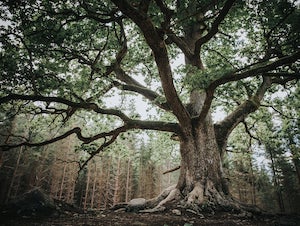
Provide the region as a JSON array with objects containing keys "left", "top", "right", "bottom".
[
  {"left": 141, "top": 113, "right": 235, "bottom": 213},
  {"left": 176, "top": 113, "right": 229, "bottom": 210},
  {"left": 173, "top": 10, "right": 228, "bottom": 208}
]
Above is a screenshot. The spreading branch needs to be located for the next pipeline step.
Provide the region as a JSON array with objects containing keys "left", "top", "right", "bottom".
[
  {"left": 0, "top": 94, "right": 131, "bottom": 122},
  {"left": 0, "top": 117, "right": 180, "bottom": 152},
  {"left": 214, "top": 77, "right": 272, "bottom": 155},
  {"left": 112, "top": 64, "right": 171, "bottom": 111},
  {"left": 78, "top": 127, "right": 124, "bottom": 171},
  {"left": 196, "top": 51, "right": 300, "bottom": 124},
  {"left": 112, "top": 80, "right": 170, "bottom": 111},
  {"left": 111, "top": 0, "right": 191, "bottom": 128},
  {"left": 0, "top": 93, "right": 181, "bottom": 152}
]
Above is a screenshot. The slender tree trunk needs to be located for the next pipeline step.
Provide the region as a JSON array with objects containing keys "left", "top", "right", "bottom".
[
  {"left": 91, "top": 163, "right": 97, "bottom": 208},
  {"left": 104, "top": 157, "right": 112, "bottom": 208},
  {"left": 59, "top": 163, "right": 67, "bottom": 200},
  {"left": 248, "top": 154, "right": 256, "bottom": 205},
  {"left": 83, "top": 165, "right": 91, "bottom": 210},
  {"left": 6, "top": 146, "right": 23, "bottom": 202},
  {"left": 268, "top": 147, "right": 285, "bottom": 212},
  {"left": 113, "top": 157, "right": 121, "bottom": 205},
  {"left": 125, "top": 158, "right": 131, "bottom": 202}
]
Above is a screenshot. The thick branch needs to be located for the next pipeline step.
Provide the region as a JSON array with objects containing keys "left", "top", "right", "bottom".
[
  {"left": 113, "top": 64, "right": 144, "bottom": 86},
  {"left": 127, "top": 119, "right": 181, "bottom": 134},
  {"left": 211, "top": 51, "right": 300, "bottom": 88},
  {"left": 214, "top": 77, "right": 272, "bottom": 154},
  {"left": 112, "top": 0, "right": 190, "bottom": 127},
  {"left": 1, "top": 114, "right": 180, "bottom": 152},
  {"left": 79, "top": 118, "right": 182, "bottom": 171},
  {"left": 112, "top": 64, "right": 171, "bottom": 111},
  {"left": 112, "top": 80, "right": 171, "bottom": 111},
  {"left": 196, "top": 51, "right": 300, "bottom": 123},
  {"left": 139, "top": 0, "right": 151, "bottom": 13},
  {"left": 166, "top": 31, "right": 194, "bottom": 60}
]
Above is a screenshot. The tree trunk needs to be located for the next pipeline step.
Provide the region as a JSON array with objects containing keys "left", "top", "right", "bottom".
[
  {"left": 113, "top": 157, "right": 121, "bottom": 205},
  {"left": 83, "top": 165, "right": 91, "bottom": 210},
  {"left": 6, "top": 146, "right": 23, "bottom": 202},
  {"left": 125, "top": 158, "right": 131, "bottom": 202},
  {"left": 143, "top": 113, "right": 235, "bottom": 213},
  {"left": 91, "top": 163, "right": 97, "bottom": 208},
  {"left": 176, "top": 114, "right": 228, "bottom": 209},
  {"left": 170, "top": 10, "right": 228, "bottom": 209}
]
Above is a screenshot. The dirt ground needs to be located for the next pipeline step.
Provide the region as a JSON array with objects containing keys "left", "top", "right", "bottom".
[
  {"left": 1, "top": 209, "right": 299, "bottom": 226},
  {"left": 0, "top": 190, "right": 299, "bottom": 226}
]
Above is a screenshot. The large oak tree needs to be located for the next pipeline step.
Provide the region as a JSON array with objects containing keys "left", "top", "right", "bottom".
[{"left": 0, "top": 0, "right": 299, "bottom": 212}]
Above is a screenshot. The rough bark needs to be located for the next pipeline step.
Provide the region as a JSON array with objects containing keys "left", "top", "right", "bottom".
[
  {"left": 176, "top": 117, "right": 227, "bottom": 210},
  {"left": 167, "top": 2, "right": 230, "bottom": 211}
]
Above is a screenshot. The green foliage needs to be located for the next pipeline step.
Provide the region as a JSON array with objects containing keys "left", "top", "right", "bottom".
[{"left": 181, "top": 64, "right": 233, "bottom": 90}]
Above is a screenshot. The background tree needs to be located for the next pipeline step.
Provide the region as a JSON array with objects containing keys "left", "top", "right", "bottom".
[{"left": 0, "top": 0, "right": 299, "bottom": 213}]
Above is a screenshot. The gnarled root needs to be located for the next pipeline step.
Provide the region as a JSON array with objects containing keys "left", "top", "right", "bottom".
[
  {"left": 157, "top": 187, "right": 181, "bottom": 207},
  {"left": 113, "top": 181, "right": 262, "bottom": 216},
  {"left": 186, "top": 182, "right": 204, "bottom": 206},
  {"left": 140, "top": 185, "right": 181, "bottom": 213}
]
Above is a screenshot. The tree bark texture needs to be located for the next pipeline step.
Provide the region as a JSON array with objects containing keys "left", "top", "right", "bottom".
[{"left": 176, "top": 111, "right": 228, "bottom": 208}]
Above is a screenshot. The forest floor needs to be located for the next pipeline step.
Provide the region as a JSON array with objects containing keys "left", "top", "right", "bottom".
[
  {"left": 1, "top": 208, "right": 300, "bottom": 226},
  {"left": 0, "top": 189, "right": 299, "bottom": 226}
]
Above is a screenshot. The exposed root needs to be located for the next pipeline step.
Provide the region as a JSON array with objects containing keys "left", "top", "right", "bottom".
[
  {"left": 157, "top": 187, "right": 181, "bottom": 207},
  {"left": 112, "top": 182, "right": 263, "bottom": 217},
  {"left": 186, "top": 182, "right": 204, "bottom": 206},
  {"left": 140, "top": 185, "right": 181, "bottom": 213},
  {"left": 144, "top": 184, "right": 176, "bottom": 208}
]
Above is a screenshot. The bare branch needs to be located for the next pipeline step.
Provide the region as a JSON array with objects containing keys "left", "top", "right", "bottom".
[
  {"left": 0, "top": 113, "right": 180, "bottom": 152},
  {"left": 163, "top": 165, "right": 180, "bottom": 175},
  {"left": 113, "top": 64, "right": 144, "bottom": 87},
  {"left": 0, "top": 127, "right": 86, "bottom": 151},
  {"left": 242, "top": 120, "right": 261, "bottom": 143},
  {"left": 0, "top": 94, "right": 131, "bottom": 122},
  {"left": 79, "top": 126, "right": 125, "bottom": 171},
  {"left": 211, "top": 51, "right": 300, "bottom": 88},
  {"left": 112, "top": 81, "right": 170, "bottom": 111},
  {"left": 261, "top": 104, "right": 298, "bottom": 120}
]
